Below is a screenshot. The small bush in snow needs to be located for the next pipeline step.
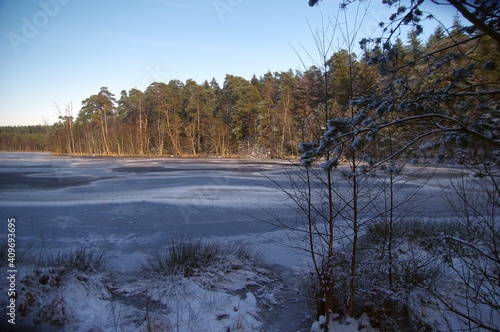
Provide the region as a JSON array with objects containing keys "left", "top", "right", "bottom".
[
  {"left": 359, "top": 218, "right": 449, "bottom": 292},
  {"left": 143, "top": 240, "right": 264, "bottom": 277},
  {"left": 362, "top": 218, "right": 466, "bottom": 252},
  {"left": 14, "top": 245, "right": 111, "bottom": 331},
  {"left": 302, "top": 251, "right": 350, "bottom": 319},
  {"left": 40, "top": 245, "right": 109, "bottom": 273}
]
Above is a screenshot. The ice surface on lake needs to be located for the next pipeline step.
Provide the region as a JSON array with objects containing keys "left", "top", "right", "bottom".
[{"left": 2, "top": 153, "right": 494, "bottom": 331}]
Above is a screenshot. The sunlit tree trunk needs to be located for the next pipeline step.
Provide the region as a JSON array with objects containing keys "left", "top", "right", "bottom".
[
  {"left": 100, "top": 107, "right": 110, "bottom": 155},
  {"left": 162, "top": 101, "right": 182, "bottom": 157}
]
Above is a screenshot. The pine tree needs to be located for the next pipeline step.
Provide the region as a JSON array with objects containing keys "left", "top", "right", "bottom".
[{"left": 79, "top": 87, "right": 116, "bottom": 155}]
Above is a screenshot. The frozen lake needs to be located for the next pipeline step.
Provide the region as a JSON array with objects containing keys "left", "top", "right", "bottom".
[
  {"left": 0, "top": 152, "right": 485, "bottom": 331},
  {"left": 0, "top": 153, "right": 307, "bottom": 268},
  {"left": 0, "top": 152, "right": 463, "bottom": 269}
]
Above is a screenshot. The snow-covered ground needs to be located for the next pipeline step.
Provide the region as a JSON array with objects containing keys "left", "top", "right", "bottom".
[
  {"left": 0, "top": 153, "right": 313, "bottom": 331},
  {"left": 0, "top": 152, "right": 497, "bottom": 331}
]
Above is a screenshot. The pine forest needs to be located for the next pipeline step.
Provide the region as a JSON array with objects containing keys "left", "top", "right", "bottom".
[{"left": 2, "top": 16, "right": 498, "bottom": 165}]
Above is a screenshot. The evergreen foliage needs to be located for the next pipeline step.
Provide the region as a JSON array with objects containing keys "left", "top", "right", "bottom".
[
  {"left": 3, "top": 6, "right": 494, "bottom": 161},
  {"left": 0, "top": 125, "right": 47, "bottom": 151},
  {"left": 300, "top": 1, "right": 500, "bottom": 330}
]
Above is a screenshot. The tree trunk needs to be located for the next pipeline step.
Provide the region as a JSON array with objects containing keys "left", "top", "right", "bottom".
[
  {"left": 100, "top": 108, "right": 110, "bottom": 155},
  {"left": 162, "top": 101, "right": 182, "bottom": 157}
]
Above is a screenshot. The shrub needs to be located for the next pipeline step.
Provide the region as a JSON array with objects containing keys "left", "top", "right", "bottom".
[
  {"left": 40, "top": 245, "right": 108, "bottom": 273},
  {"left": 15, "top": 245, "right": 110, "bottom": 330},
  {"left": 302, "top": 250, "right": 350, "bottom": 320},
  {"left": 362, "top": 218, "right": 467, "bottom": 252},
  {"left": 143, "top": 240, "right": 264, "bottom": 277}
]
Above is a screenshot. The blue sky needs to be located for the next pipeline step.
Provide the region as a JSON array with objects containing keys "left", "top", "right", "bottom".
[{"left": 0, "top": 0, "right": 456, "bottom": 126}]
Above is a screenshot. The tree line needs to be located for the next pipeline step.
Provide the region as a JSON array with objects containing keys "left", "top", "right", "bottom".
[
  {"left": 45, "top": 69, "right": 332, "bottom": 157},
  {"left": 2, "top": 16, "right": 497, "bottom": 164},
  {"left": 0, "top": 125, "right": 47, "bottom": 152}
]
